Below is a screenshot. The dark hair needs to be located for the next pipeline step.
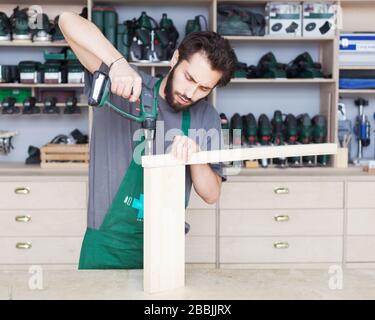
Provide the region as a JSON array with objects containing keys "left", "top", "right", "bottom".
[{"left": 177, "top": 31, "right": 236, "bottom": 87}]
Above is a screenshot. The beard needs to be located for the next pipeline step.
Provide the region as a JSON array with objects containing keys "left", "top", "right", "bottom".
[{"left": 164, "top": 62, "right": 202, "bottom": 112}]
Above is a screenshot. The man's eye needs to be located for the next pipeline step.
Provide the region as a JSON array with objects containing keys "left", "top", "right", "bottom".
[{"left": 185, "top": 74, "right": 192, "bottom": 81}]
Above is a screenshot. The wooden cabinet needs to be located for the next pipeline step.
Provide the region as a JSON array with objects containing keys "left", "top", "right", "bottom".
[
  {"left": 219, "top": 180, "right": 345, "bottom": 266},
  {"left": 346, "top": 182, "right": 375, "bottom": 263},
  {"left": 0, "top": 168, "right": 88, "bottom": 266},
  {"left": 186, "top": 189, "right": 216, "bottom": 263},
  {"left": 220, "top": 182, "right": 343, "bottom": 209}
]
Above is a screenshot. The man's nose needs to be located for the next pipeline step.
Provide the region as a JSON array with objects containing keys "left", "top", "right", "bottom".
[{"left": 185, "top": 83, "right": 199, "bottom": 99}]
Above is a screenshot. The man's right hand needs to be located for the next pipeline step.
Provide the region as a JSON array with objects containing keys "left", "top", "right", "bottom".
[{"left": 108, "top": 59, "right": 142, "bottom": 103}]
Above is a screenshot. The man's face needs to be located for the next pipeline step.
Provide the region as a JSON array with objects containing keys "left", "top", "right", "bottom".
[{"left": 165, "top": 52, "right": 223, "bottom": 111}]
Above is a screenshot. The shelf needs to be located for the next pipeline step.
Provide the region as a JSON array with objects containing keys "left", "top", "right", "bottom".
[
  {"left": 340, "top": 66, "right": 375, "bottom": 70},
  {"left": 12, "top": 103, "right": 88, "bottom": 108},
  {"left": 223, "top": 36, "right": 336, "bottom": 42},
  {"left": 339, "top": 89, "right": 375, "bottom": 95},
  {"left": 230, "top": 78, "right": 336, "bottom": 84},
  {"left": 0, "top": 41, "right": 69, "bottom": 47},
  {"left": 0, "top": 83, "right": 85, "bottom": 88}
]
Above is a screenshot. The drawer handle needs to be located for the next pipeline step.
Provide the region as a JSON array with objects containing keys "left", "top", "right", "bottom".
[
  {"left": 274, "top": 242, "right": 289, "bottom": 249},
  {"left": 274, "top": 215, "right": 290, "bottom": 222},
  {"left": 15, "top": 215, "right": 31, "bottom": 222},
  {"left": 274, "top": 187, "right": 289, "bottom": 195},
  {"left": 14, "top": 187, "right": 30, "bottom": 195},
  {"left": 16, "top": 242, "right": 32, "bottom": 250}
]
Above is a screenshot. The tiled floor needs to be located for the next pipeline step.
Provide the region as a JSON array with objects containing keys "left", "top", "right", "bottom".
[{"left": 1, "top": 266, "right": 375, "bottom": 300}]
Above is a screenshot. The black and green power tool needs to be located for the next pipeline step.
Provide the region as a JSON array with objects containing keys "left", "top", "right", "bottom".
[
  {"left": 272, "top": 110, "right": 287, "bottom": 168},
  {"left": 88, "top": 69, "right": 158, "bottom": 156},
  {"left": 297, "top": 113, "right": 314, "bottom": 167},
  {"left": 258, "top": 113, "right": 272, "bottom": 168},
  {"left": 312, "top": 115, "right": 329, "bottom": 166},
  {"left": 284, "top": 113, "right": 301, "bottom": 167}
]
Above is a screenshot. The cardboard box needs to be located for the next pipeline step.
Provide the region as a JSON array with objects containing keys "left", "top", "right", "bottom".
[
  {"left": 303, "top": 2, "right": 337, "bottom": 37},
  {"left": 266, "top": 2, "right": 302, "bottom": 37}
]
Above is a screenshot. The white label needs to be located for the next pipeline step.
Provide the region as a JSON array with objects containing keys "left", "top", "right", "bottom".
[
  {"left": 20, "top": 72, "right": 36, "bottom": 80},
  {"left": 68, "top": 72, "right": 84, "bottom": 83},
  {"left": 45, "top": 72, "right": 60, "bottom": 80},
  {"left": 357, "top": 43, "right": 375, "bottom": 52}
]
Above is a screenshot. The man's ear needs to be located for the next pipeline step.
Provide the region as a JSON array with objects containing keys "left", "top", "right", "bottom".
[{"left": 170, "top": 50, "right": 179, "bottom": 69}]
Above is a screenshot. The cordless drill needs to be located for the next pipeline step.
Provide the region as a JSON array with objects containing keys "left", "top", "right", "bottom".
[
  {"left": 297, "top": 113, "right": 314, "bottom": 167},
  {"left": 312, "top": 115, "right": 329, "bottom": 166},
  {"left": 271, "top": 110, "right": 286, "bottom": 167},
  {"left": 258, "top": 114, "right": 272, "bottom": 168},
  {"left": 284, "top": 114, "right": 300, "bottom": 167}
]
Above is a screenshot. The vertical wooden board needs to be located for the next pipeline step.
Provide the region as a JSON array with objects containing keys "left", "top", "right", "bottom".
[{"left": 144, "top": 165, "right": 186, "bottom": 293}]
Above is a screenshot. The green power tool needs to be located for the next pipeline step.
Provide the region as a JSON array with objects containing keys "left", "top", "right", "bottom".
[
  {"left": 312, "top": 115, "right": 329, "bottom": 166},
  {"left": 297, "top": 113, "right": 314, "bottom": 167},
  {"left": 88, "top": 69, "right": 158, "bottom": 156},
  {"left": 284, "top": 113, "right": 301, "bottom": 167},
  {"left": 258, "top": 113, "right": 272, "bottom": 168},
  {"left": 272, "top": 110, "right": 287, "bottom": 168}
]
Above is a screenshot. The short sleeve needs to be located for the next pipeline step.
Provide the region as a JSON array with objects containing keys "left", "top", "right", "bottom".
[{"left": 200, "top": 107, "right": 227, "bottom": 182}]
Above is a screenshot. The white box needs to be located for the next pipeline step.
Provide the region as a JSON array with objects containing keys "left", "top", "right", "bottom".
[
  {"left": 266, "top": 2, "right": 302, "bottom": 37},
  {"left": 303, "top": 2, "right": 337, "bottom": 37},
  {"left": 340, "top": 33, "right": 375, "bottom": 66}
]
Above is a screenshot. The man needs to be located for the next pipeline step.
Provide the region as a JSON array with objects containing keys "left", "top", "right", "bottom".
[{"left": 59, "top": 12, "right": 236, "bottom": 232}]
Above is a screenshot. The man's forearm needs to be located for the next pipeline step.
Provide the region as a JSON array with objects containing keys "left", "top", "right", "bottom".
[
  {"left": 59, "top": 12, "right": 124, "bottom": 66},
  {"left": 190, "top": 164, "right": 221, "bottom": 204}
]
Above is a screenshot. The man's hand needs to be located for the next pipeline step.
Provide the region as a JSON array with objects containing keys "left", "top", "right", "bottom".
[
  {"left": 108, "top": 59, "right": 142, "bottom": 103},
  {"left": 170, "top": 135, "right": 200, "bottom": 163}
]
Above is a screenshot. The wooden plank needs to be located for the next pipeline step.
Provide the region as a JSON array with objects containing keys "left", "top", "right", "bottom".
[
  {"left": 143, "top": 165, "right": 185, "bottom": 293},
  {"left": 142, "top": 143, "right": 337, "bottom": 168}
]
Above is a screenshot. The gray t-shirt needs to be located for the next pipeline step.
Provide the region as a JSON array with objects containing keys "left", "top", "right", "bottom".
[{"left": 85, "top": 62, "right": 225, "bottom": 229}]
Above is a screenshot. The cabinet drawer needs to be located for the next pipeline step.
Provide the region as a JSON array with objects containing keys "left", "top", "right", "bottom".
[
  {"left": 186, "top": 236, "right": 215, "bottom": 263},
  {"left": 220, "top": 209, "right": 343, "bottom": 236},
  {"left": 347, "top": 182, "right": 375, "bottom": 208},
  {"left": 220, "top": 237, "right": 342, "bottom": 263},
  {"left": 0, "top": 182, "right": 87, "bottom": 209},
  {"left": 220, "top": 182, "right": 343, "bottom": 209},
  {"left": 186, "top": 209, "right": 215, "bottom": 236},
  {"left": 348, "top": 209, "right": 375, "bottom": 235},
  {"left": 347, "top": 236, "right": 375, "bottom": 262},
  {"left": 0, "top": 237, "right": 82, "bottom": 264},
  {"left": 0, "top": 210, "right": 86, "bottom": 237}
]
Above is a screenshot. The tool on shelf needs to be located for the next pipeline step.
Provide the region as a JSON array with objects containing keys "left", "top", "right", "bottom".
[
  {"left": 186, "top": 15, "right": 208, "bottom": 35},
  {"left": 88, "top": 69, "right": 158, "bottom": 156},
  {"left": 64, "top": 96, "right": 81, "bottom": 114},
  {"left": 284, "top": 113, "right": 301, "bottom": 167},
  {"left": 258, "top": 113, "right": 272, "bottom": 168},
  {"left": 312, "top": 114, "right": 329, "bottom": 166},
  {"left": 286, "top": 52, "right": 324, "bottom": 79},
  {"left": 230, "top": 113, "right": 243, "bottom": 167},
  {"left": 10, "top": 6, "right": 31, "bottom": 41},
  {"left": 25, "top": 145, "right": 41, "bottom": 164},
  {"left": 0, "top": 11, "right": 11, "bottom": 41},
  {"left": 271, "top": 110, "right": 287, "bottom": 168},
  {"left": 1, "top": 97, "right": 20, "bottom": 115},
  {"left": 42, "top": 97, "right": 60, "bottom": 114},
  {"left": 297, "top": 113, "right": 314, "bottom": 167},
  {"left": 353, "top": 97, "right": 371, "bottom": 166},
  {"left": 22, "top": 97, "right": 40, "bottom": 114},
  {"left": 0, "top": 130, "right": 18, "bottom": 155}
]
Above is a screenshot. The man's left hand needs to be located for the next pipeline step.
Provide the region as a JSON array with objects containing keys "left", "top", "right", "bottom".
[{"left": 170, "top": 135, "right": 200, "bottom": 163}]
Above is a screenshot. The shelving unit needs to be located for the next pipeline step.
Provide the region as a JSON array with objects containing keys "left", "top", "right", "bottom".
[{"left": 4, "top": 0, "right": 375, "bottom": 169}]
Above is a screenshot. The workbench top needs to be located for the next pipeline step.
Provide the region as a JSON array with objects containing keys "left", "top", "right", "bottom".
[
  {"left": 224, "top": 166, "right": 375, "bottom": 182},
  {"left": 0, "top": 162, "right": 88, "bottom": 181}
]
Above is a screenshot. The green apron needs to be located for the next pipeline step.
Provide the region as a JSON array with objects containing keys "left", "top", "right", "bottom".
[{"left": 79, "top": 78, "right": 191, "bottom": 269}]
